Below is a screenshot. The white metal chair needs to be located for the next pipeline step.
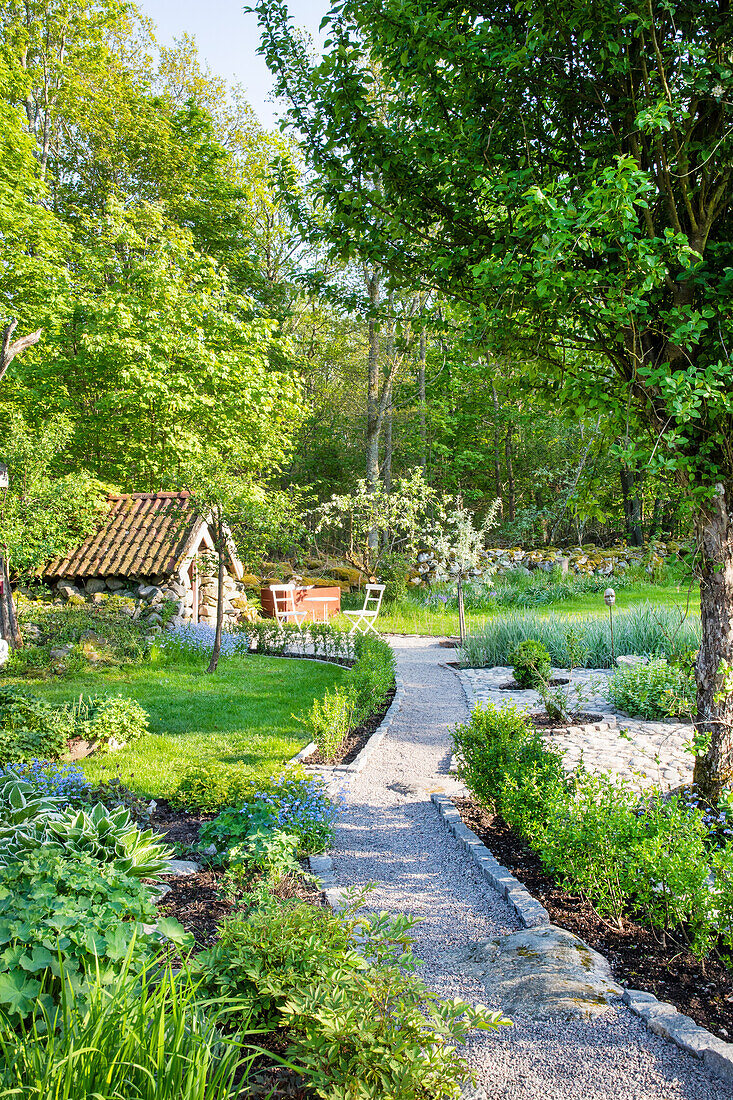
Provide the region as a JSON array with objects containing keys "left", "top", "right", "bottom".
[
  {"left": 269, "top": 584, "right": 307, "bottom": 631},
  {"left": 343, "top": 584, "right": 385, "bottom": 635}
]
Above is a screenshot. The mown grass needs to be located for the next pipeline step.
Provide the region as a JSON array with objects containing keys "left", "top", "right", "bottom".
[
  {"left": 5, "top": 652, "right": 345, "bottom": 799},
  {"left": 347, "top": 581, "right": 699, "bottom": 637}
]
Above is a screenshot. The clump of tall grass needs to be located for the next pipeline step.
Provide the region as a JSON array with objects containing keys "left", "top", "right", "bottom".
[
  {"left": 459, "top": 603, "right": 701, "bottom": 669},
  {"left": 0, "top": 960, "right": 268, "bottom": 1100}
]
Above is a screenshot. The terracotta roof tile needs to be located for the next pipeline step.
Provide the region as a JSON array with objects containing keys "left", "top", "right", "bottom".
[{"left": 45, "top": 492, "right": 204, "bottom": 579}]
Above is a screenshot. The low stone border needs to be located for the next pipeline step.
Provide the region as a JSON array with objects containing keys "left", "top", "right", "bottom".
[
  {"left": 288, "top": 668, "right": 406, "bottom": 779},
  {"left": 431, "top": 791, "right": 733, "bottom": 1084},
  {"left": 431, "top": 793, "right": 549, "bottom": 929}
]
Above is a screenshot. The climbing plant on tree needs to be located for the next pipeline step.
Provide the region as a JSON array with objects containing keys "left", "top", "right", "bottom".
[{"left": 254, "top": 0, "right": 733, "bottom": 797}]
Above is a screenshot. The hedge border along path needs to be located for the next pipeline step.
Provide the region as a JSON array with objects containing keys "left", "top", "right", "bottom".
[
  {"left": 431, "top": 791, "right": 733, "bottom": 1085},
  {"left": 313, "top": 635, "right": 726, "bottom": 1099}
]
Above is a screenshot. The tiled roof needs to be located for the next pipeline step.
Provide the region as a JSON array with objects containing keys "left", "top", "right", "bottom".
[{"left": 45, "top": 492, "right": 206, "bottom": 579}]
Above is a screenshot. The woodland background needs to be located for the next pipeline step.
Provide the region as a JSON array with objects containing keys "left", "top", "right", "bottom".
[{"left": 0, "top": 0, "right": 687, "bottom": 584}]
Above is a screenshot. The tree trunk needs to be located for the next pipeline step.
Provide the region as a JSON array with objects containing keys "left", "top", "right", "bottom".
[
  {"left": 418, "top": 324, "right": 427, "bottom": 469},
  {"left": 365, "top": 267, "right": 381, "bottom": 556},
  {"left": 0, "top": 556, "right": 22, "bottom": 650},
  {"left": 693, "top": 484, "right": 733, "bottom": 800},
  {"left": 382, "top": 295, "right": 395, "bottom": 492},
  {"left": 490, "top": 381, "right": 504, "bottom": 518},
  {"left": 0, "top": 321, "right": 42, "bottom": 385},
  {"left": 207, "top": 536, "right": 226, "bottom": 674},
  {"left": 504, "top": 424, "right": 516, "bottom": 522},
  {"left": 383, "top": 396, "right": 393, "bottom": 492},
  {"left": 620, "top": 465, "right": 644, "bottom": 546},
  {"left": 457, "top": 575, "right": 467, "bottom": 645}
]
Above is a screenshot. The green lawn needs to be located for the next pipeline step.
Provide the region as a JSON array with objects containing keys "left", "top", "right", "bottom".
[
  {"left": 351, "top": 582, "right": 700, "bottom": 637},
  {"left": 8, "top": 653, "right": 344, "bottom": 799}
]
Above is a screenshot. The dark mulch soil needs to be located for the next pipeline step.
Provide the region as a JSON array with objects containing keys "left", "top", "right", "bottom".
[
  {"left": 302, "top": 688, "right": 396, "bottom": 766},
  {"left": 151, "top": 800, "right": 216, "bottom": 848},
  {"left": 157, "top": 869, "right": 234, "bottom": 948},
  {"left": 499, "top": 677, "right": 569, "bottom": 690},
  {"left": 456, "top": 797, "right": 733, "bottom": 1041},
  {"left": 529, "top": 711, "right": 605, "bottom": 728},
  {"left": 149, "top": 803, "right": 325, "bottom": 948}
]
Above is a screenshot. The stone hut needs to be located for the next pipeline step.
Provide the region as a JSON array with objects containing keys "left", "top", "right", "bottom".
[{"left": 44, "top": 492, "right": 248, "bottom": 629}]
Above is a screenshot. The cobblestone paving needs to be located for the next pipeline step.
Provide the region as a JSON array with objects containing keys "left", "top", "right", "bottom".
[{"left": 459, "top": 666, "right": 693, "bottom": 792}]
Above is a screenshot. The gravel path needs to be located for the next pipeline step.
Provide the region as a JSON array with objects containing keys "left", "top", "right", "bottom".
[{"left": 331, "top": 636, "right": 725, "bottom": 1099}]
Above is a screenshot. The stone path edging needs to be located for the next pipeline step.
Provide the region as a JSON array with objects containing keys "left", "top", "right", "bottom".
[
  {"left": 430, "top": 790, "right": 733, "bottom": 1084},
  {"left": 430, "top": 792, "right": 550, "bottom": 929}
]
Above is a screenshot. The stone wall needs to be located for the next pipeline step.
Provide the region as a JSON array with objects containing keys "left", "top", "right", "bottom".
[
  {"left": 407, "top": 540, "right": 689, "bottom": 587},
  {"left": 51, "top": 559, "right": 257, "bottom": 633}
]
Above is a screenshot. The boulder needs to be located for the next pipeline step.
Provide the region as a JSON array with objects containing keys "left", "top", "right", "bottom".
[
  {"left": 138, "top": 584, "right": 162, "bottom": 601},
  {"left": 57, "top": 583, "right": 82, "bottom": 601},
  {"left": 616, "top": 655, "right": 649, "bottom": 668},
  {"left": 105, "top": 577, "right": 126, "bottom": 591},
  {"left": 146, "top": 611, "right": 163, "bottom": 626},
  {"left": 85, "top": 578, "right": 107, "bottom": 595},
  {"left": 449, "top": 925, "right": 622, "bottom": 1020}
]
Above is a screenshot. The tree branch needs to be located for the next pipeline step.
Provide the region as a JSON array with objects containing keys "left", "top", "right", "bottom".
[{"left": 0, "top": 321, "right": 43, "bottom": 385}]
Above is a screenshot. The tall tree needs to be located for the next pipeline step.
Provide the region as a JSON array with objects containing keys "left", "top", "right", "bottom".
[{"left": 256, "top": 0, "right": 733, "bottom": 796}]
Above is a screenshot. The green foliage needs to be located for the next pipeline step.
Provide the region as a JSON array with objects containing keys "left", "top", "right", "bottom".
[
  {"left": 194, "top": 891, "right": 508, "bottom": 1099},
  {"left": 346, "top": 633, "right": 395, "bottom": 722},
  {"left": 377, "top": 552, "right": 410, "bottom": 603},
  {"left": 453, "top": 702, "right": 733, "bottom": 957},
  {"left": 293, "top": 634, "right": 395, "bottom": 761},
  {"left": 77, "top": 694, "right": 150, "bottom": 750},
  {"left": 0, "top": 687, "right": 73, "bottom": 763},
  {"left": 228, "top": 829, "right": 301, "bottom": 885},
  {"left": 0, "top": 848, "right": 183, "bottom": 1020},
  {"left": 607, "top": 659, "right": 696, "bottom": 720},
  {"left": 14, "top": 599, "right": 149, "bottom": 667},
  {"left": 296, "top": 687, "right": 353, "bottom": 762},
  {"left": 0, "top": 962, "right": 261, "bottom": 1099},
  {"left": 0, "top": 415, "right": 108, "bottom": 581},
  {"left": 461, "top": 605, "right": 701, "bottom": 669},
  {"left": 173, "top": 763, "right": 279, "bottom": 814},
  {"left": 508, "top": 640, "right": 551, "bottom": 689}
]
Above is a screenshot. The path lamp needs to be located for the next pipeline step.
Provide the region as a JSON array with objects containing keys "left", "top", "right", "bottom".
[{"left": 604, "top": 587, "right": 616, "bottom": 664}]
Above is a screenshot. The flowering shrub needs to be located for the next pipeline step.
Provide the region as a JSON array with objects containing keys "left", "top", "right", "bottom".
[
  {"left": 200, "top": 772, "right": 339, "bottom": 857},
  {"left": 158, "top": 623, "right": 250, "bottom": 660},
  {"left": 1, "top": 759, "right": 91, "bottom": 805}
]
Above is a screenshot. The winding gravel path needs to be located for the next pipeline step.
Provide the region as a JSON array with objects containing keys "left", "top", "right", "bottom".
[{"left": 331, "top": 635, "right": 725, "bottom": 1100}]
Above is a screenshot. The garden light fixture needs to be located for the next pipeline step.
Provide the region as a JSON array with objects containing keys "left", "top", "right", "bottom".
[{"left": 604, "top": 587, "right": 616, "bottom": 662}]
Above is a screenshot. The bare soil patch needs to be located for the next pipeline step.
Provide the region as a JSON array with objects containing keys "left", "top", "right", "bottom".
[{"left": 530, "top": 711, "right": 605, "bottom": 728}]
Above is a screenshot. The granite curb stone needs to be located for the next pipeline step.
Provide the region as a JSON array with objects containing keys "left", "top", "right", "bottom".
[
  {"left": 431, "top": 792, "right": 550, "bottom": 928},
  {"left": 432, "top": 791, "right": 733, "bottom": 1082}
]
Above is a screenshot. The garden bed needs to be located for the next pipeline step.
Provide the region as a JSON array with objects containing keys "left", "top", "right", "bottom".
[
  {"left": 455, "top": 796, "right": 733, "bottom": 1041},
  {"left": 152, "top": 803, "right": 325, "bottom": 948},
  {"left": 529, "top": 710, "right": 606, "bottom": 728},
  {"left": 300, "top": 687, "right": 395, "bottom": 766}
]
